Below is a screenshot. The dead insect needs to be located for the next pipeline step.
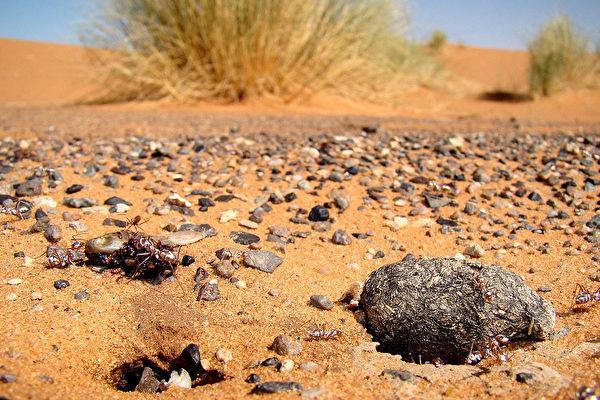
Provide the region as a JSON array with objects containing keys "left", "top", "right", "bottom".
[
  {"left": 97, "top": 232, "right": 180, "bottom": 284},
  {"left": 0, "top": 198, "right": 33, "bottom": 220},
  {"left": 307, "top": 326, "right": 343, "bottom": 341},
  {"left": 46, "top": 244, "right": 86, "bottom": 269}
]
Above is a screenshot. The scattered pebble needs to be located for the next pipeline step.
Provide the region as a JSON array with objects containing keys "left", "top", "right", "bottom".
[{"left": 309, "top": 294, "right": 334, "bottom": 310}]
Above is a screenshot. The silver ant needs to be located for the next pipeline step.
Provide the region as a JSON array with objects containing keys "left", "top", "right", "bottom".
[
  {"left": 572, "top": 283, "right": 600, "bottom": 311},
  {"left": 307, "top": 325, "right": 343, "bottom": 341},
  {"left": 0, "top": 199, "right": 33, "bottom": 220},
  {"left": 466, "top": 334, "right": 512, "bottom": 365}
]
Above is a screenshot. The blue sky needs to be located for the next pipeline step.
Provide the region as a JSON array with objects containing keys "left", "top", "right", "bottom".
[{"left": 0, "top": 0, "right": 598, "bottom": 50}]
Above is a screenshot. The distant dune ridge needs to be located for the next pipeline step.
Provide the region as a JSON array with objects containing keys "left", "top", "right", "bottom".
[{"left": 0, "top": 37, "right": 599, "bottom": 122}]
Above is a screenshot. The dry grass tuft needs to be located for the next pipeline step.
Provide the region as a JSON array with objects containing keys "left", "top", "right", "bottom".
[
  {"left": 427, "top": 30, "right": 447, "bottom": 52},
  {"left": 82, "top": 0, "right": 443, "bottom": 104},
  {"left": 528, "top": 14, "right": 600, "bottom": 97}
]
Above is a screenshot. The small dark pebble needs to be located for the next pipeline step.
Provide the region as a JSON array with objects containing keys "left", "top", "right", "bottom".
[
  {"left": 515, "top": 372, "right": 534, "bottom": 383},
  {"left": 102, "top": 218, "right": 127, "bottom": 228},
  {"left": 308, "top": 205, "right": 329, "bottom": 222},
  {"left": 13, "top": 251, "right": 25, "bottom": 258},
  {"left": 182, "top": 255, "right": 195, "bottom": 266},
  {"left": 215, "top": 194, "right": 234, "bottom": 202},
  {"left": 250, "top": 381, "right": 302, "bottom": 394},
  {"left": 261, "top": 357, "right": 281, "bottom": 368},
  {"left": 104, "top": 196, "right": 132, "bottom": 206},
  {"left": 65, "top": 184, "right": 84, "bottom": 194},
  {"left": 246, "top": 373, "right": 261, "bottom": 383},
  {"left": 0, "top": 374, "right": 16, "bottom": 383},
  {"left": 54, "top": 279, "right": 70, "bottom": 289},
  {"left": 196, "top": 281, "right": 220, "bottom": 301},
  {"left": 44, "top": 225, "right": 62, "bottom": 243}
]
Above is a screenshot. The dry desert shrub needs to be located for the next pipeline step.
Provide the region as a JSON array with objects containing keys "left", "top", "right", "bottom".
[
  {"left": 82, "top": 0, "right": 443, "bottom": 104},
  {"left": 528, "top": 14, "right": 600, "bottom": 97}
]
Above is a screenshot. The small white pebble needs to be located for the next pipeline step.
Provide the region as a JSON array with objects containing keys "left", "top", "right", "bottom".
[
  {"left": 31, "top": 291, "right": 43, "bottom": 300},
  {"left": 234, "top": 280, "right": 247, "bottom": 289},
  {"left": 5, "top": 293, "right": 17, "bottom": 301},
  {"left": 22, "top": 256, "right": 34, "bottom": 267},
  {"left": 279, "top": 359, "right": 294, "bottom": 372},
  {"left": 215, "top": 348, "right": 233, "bottom": 363},
  {"left": 7, "top": 278, "right": 23, "bottom": 285},
  {"left": 219, "top": 210, "right": 238, "bottom": 223}
]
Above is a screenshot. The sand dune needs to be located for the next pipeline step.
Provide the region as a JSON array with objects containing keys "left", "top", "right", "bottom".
[{"left": 0, "top": 37, "right": 598, "bottom": 123}]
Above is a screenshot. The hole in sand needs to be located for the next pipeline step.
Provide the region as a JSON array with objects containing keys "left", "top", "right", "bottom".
[{"left": 110, "top": 347, "right": 227, "bottom": 393}]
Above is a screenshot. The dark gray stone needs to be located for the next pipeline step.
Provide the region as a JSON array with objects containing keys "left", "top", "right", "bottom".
[
  {"left": 44, "top": 225, "right": 62, "bottom": 243},
  {"left": 251, "top": 381, "right": 302, "bottom": 394},
  {"left": 179, "top": 223, "right": 217, "bottom": 238},
  {"left": 230, "top": 231, "right": 260, "bottom": 245},
  {"left": 63, "top": 197, "right": 97, "bottom": 208}
]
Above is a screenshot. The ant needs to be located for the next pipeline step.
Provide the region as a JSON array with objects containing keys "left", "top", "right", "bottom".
[
  {"left": 0, "top": 199, "right": 33, "bottom": 220},
  {"left": 466, "top": 335, "right": 512, "bottom": 365},
  {"left": 571, "top": 283, "right": 600, "bottom": 310},
  {"left": 126, "top": 215, "right": 147, "bottom": 231},
  {"left": 474, "top": 275, "right": 493, "bottom": 302},
  {"left": 307, "top": 325, "right": 343, "bottom": 341}
]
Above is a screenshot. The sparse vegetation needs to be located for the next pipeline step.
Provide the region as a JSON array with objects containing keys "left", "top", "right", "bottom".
[
  {"left": 83, "top": 0, "right": 443, "bottom": 103},
  {"left": 528, "top": 14, "right": 599, "bottom": 97},
  {"left": 427, "top": 30, "right": 447, "bottom": 52}
]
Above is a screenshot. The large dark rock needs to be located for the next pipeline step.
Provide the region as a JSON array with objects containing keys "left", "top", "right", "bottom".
[{"left": 359, "top": 257, "right": 555, "bottom": 364}]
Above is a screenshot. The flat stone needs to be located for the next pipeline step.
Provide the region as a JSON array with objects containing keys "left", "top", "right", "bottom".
[
  {"left": 243, "top": 251, "right": 283, "bottom": 273},
  {"left": 251, "top": 381, "right": 303, "bottom": 394},
  {"left": 230, "top": 231, "right": 260, "bottom": 245},
  {"left": 196, "top": 280, "right": 220, "bottom": 301},
  {"left": 63, "top": 197, "right": 97, "bottom": 208},
  {"left": 135, "top": 367, "right": 160, "bottom": 393}
]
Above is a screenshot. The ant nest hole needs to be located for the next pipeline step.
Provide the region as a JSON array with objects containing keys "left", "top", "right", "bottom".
[{"left": 109, "top": 344, "right": 227, "bottom": 393}]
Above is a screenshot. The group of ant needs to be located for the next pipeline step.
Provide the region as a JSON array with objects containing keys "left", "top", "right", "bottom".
[
  {"left": 466, "top": 334, "right": 512, "bottom": 366},
  {"left": 45, "top": 215, "right": 181, "bottom": 284}
]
